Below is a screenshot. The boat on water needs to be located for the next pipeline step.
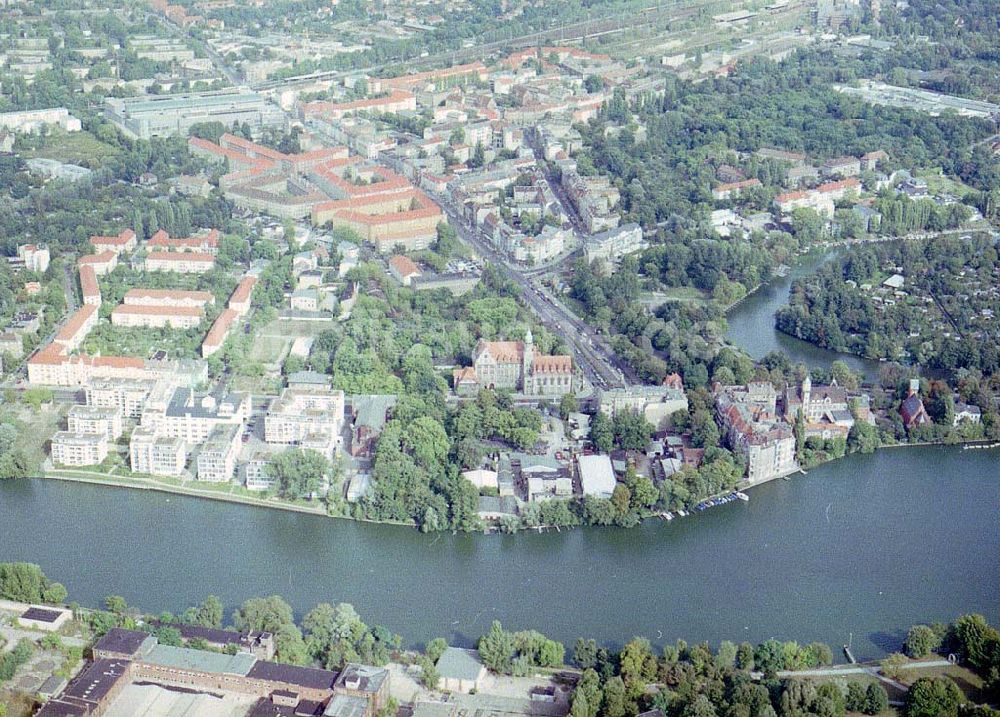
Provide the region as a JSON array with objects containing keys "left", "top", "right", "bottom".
[{"left": 736, "top": 492, "right": 749, "bottom": 501}]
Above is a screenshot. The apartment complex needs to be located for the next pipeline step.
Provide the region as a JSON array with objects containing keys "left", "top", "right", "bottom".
[
  {"left": 85, "top": 378, "right": 159, "bottom": 418},
  {"left": 196, "top": 423, "right": 242, "bottom": 482},
  {"left": 90, "top": 228, "right": 137, "bottom": 255},
  {"left": 311, "top": 188, "right": 443, "bottom": 253},
  {"left": 50, "top": 431, "right": 108, "bottom": 467},
  {"left": 67, "top": 405, "right": 123, "bottom": 440},
  {"left": 145, "top": 250, "right": 215, "bottom": 273},
  {"left": 123, "top": 288, "right": 215, "bottom": 308},
  {"left": 264, "top": 387, "right": 346, "bottom": 459},
  {"left": 142, "top": 386, "right": 250, "bottom": 444},
  {"left": 129, "top": 424, "right": 187, "bottom": 476},
  {"left": 582, "top": 223, "right": 646, "bottom": 266},
  {"left": 110, "top": 304, "right": 205, "bottom": 329},
  {"left": 16, "top": 243, "right": 50, "bottom": 273}
]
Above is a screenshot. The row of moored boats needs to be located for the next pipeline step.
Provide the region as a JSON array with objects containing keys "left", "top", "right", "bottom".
[{"left": 661, "top": 492, "right": 749, "bottom": 520}]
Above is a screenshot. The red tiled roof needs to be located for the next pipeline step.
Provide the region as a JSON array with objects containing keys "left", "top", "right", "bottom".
[
  {"left": 146, "top": 251, "right": 215, "bottom": 263},
  {"left": 112, "top": 304, "right": 204, "bottom": 317},
  {"left": 775, "top": 190, "right": 807, "bottom": 203},
  {"left": 54, "top": 305, "right": 97, "bottom": 343},
  {"left": 203, "top": 308, "right": 237, "bottom": 349},
  {"left": 714, "top": 178, "right": 761, "bottom": 193},
  {"left": 78, "top": 250, "right": 117, "bottom": 267},
  {"left": 79, "top": 265, "right": 100, "bottom": 300},
  {"left": 817, "top": 177, "right": 861, "bottom": 194},
  {"left": 388, "top": 255, "right": 421, "bottom": 276},
  {"left": 533, "top": 355, "right": 572, "bottom": 373},
  {"left": 228, "top": 276, "right": 257, "bottom": 306},
  {"left": 124, "top": 288, "right": 214, "bottom": 303}
]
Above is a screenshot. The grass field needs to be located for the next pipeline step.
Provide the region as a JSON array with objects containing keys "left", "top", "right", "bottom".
[
  {"left": 893, "top": 663, "right": 986, "bottom": 702},
  {"left": 22, "top": 130, "right": 119, "bottom": 166},
  {"left": 916, "top": 168, "right": 975, "bottom": 197},
  {"left": 248, "top": 333, "right": 289, "bottom": 364}
]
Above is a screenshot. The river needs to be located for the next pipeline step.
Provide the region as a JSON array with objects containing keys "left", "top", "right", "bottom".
[
  {"left": 726, "top": 250, "right": 884, "bottom": 380},
  {"left": 1, "top": 445, "right": 998, "bottom": 660}
]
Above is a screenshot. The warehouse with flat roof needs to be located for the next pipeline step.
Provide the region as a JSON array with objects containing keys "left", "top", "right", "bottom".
[{"left": 104, "top": 89, "right": 285, "bottom": 139}]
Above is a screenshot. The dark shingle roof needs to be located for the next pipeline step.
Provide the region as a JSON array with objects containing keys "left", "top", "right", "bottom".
[
  {"left": 246, "top": 660, "right": 339, "bottom": 690},
  {"left": 22, "top": 606, "right": 64, "bottom": 622},
  {"left": 94, "top": 628, "right": 151, "bottom": 657}
]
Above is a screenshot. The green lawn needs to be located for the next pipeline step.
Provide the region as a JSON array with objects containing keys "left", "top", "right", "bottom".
[
  {"left": 915, "top": 168, "right": 974, "bottom": 197},
  {"left": 21, "top": 130, "right": 120, "bottom": 167},
  {"left": 248, "top": 334, "right": 289, "bottom": 363}
]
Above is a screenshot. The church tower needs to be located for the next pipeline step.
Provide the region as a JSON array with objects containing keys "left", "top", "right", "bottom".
[{"left": 802, "top": 374, "right": 812, "bottom": 413}]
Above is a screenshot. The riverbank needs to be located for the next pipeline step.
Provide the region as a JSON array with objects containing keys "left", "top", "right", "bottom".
[
  {"left": 4, "top": 444, "right": 998, "bottom": 655},
  {"left": 37, "top": 437, "right": 998, "bottom": 534}
]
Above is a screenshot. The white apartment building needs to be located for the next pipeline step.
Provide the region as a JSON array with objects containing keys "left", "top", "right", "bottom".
[
  {"left": 264, "top": 387, "right": 345, "bottom": 458},
  {"left": 583, "top": 223, "right": 646, "bottom": 266},
  {"left": 85, "top": 378, "right": 159, "bottom": 418},
  {"left": 51, "top": 431, "right": 108, "bottom": 467},
  {"left": 196, "top": 424, "right": 242, "bottom": 482},
  {"left": 244, "top": 451, "right": 275, "bottom": 491},
  {"left": 67, "top": 405, "right": 123, "bottom": 440},
  {"left": 142, "top": 387, "right": 249, "bottom": 444},
  {"left": 129, "top": 425, "right": 186, "bottom": 476},
  {"left": 0, "top": 107, "right": 81, "bottom": 134},
  {"left": 17, "top": 244, "right": 50, "bottom": 273}
]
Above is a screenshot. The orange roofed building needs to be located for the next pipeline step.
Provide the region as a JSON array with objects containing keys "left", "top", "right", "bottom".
[
  {"left": 145, "top": 251, "right": 215, "bottom": 274},
  {"left": 91, "top": 229, "right": 137, "bottom": 256},
  {"left": 79, "top": 265, "right": 101, "bottom": 307},
  {"left": 311, "top": 188, "right": 443, "bottom": 254},
  {"left": 146, "top": 229, "right": 220, "bottom": 255},
  {"left": 453, "top": 329, "right": 573, "bottom": 397}
]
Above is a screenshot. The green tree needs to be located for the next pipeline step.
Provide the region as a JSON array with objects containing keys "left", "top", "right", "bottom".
[
  {"left": 233, "top": 596, "right": 295, "bottom": 633},
  {"left": 881, "top": 653, "right": 909, "bottom": 680},
  {"left": 905, "top": 625, "right": 941, "bottom": 658},
  {"left": 736, "top": 642, "right": 755, "bottom": 670},
  {"left": 864, "top": 683, "right": 889, "bottom": 715},
  {"left": 425, "top": 638, "right": 448, "bottom": 663},
  {"left": 682, "top": 695, "right": 717, "bottom": 717},
  {"left": 560, "top": 393, "right": 578, "bottom": 420},
  {"left": 590, "top": 412, "right": 614, "bottom": 453},
  {"left": 193, "top": 595, "right": 223, "bottom": 628},
  {"left": 905, "top": 677, "right": 963, "bottom": 717},
  {"left": 574, "top": 638, "right": 598, "bottom": 669},
  {"left": 267, "top": 448, "right": 329, "bottom": 499},
  {"left": 755, "top": 639, "right": 785, "bottom": 676},
  {"left": 478, "top": 621, "right": 516, "bottom": 674},
  {"left": 847, "top": 682, "right": 868, "bottom": 712},
  {"left": 602, "top": 676, "right": 631, "bottom": 717}
]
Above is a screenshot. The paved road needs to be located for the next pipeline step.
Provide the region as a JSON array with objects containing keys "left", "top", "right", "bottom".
[
  {"left": 432, "top": 193, "right": 630, "bottom": 391},
  {"left": 772, "top": 659, "right": 951, "bottom": 679}
]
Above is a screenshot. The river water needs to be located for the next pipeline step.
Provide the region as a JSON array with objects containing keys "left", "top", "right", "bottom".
[
  {"left": 1, "top": 445, "right": 998, "bottom": 660},
  {"left": 726, "top": 251, "right": 883, "bottom": 380},
  {"left": 1, "top": 248, "right": 997, "bottom": 661}
]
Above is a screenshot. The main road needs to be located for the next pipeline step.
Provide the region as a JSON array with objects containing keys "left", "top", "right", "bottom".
[{"left": 432, "top": 193, "right": 630, "bottom": 391}]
